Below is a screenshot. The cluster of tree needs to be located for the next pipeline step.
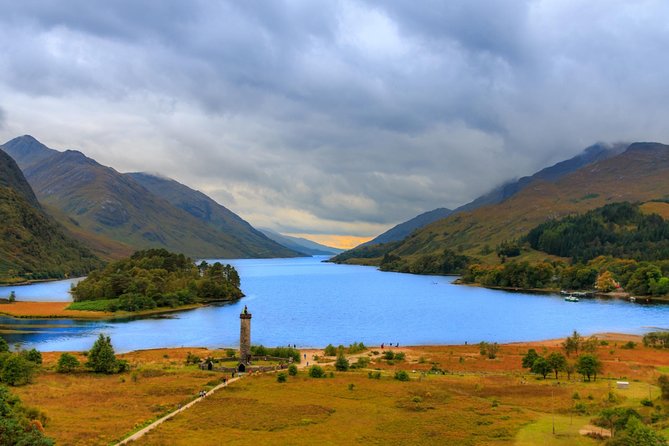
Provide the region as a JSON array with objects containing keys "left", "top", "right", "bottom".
[
  {"left": 379, "top": 248, "right": 469, "bottom": 275},
  {"left": 0, "top": 338, "right": 42, "bottom": 386},
  {"left": 526, "top": 202, "right": 669, "bottom": 263},
  {"left": 522, "top": 332, "right": 603, "bottom": 381},
  {"left": 643, "top": 332, "right": 669, "bottom": 349},
  {"left": 496, "top": 240, "right": 521, "bottom": 261},
  {"left": 522, "top": 348, "right": 602, "bottom": 381},
  {"left": 595, "top": 407, "right": 667, "bottom": 444},
  {"left": 0, "top": 385, "right": 53, "bottom": 446},
  {"left": 462, "top": 255, "right": 669, "bottom": 296},
  {"left": 71, "top": 249, "right": 243, "bottom": 311},
  {"left": 249, "top": 345, "right": 300, "bottom": 363}
]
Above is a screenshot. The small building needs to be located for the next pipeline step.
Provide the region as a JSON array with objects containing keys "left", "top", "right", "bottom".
[{"left": 616, "top": 381, "right": 629, "bottom": 389}]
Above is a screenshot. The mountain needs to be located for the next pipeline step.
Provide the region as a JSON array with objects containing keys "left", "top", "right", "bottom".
[
  {"left": 454, "top": 142, "right": 626, "bottom": 213},
  {"left": 259, "top": 229, "right": 344, "bottom": 256},
  {"left": 126, "top": 172, "right": 301, "bottom": 258},
  {"left": 358, "top": 208, "right": 452, "bottom": 247},
  {"left": 334, "top": 142, "right": 669, "bottom": 267},
  {"left": 335, "top": 142, "right": 626, "bottom": 260},
  {"left": 0, "top": 148, "right": 102, "bottom": 282},
  {"left": 1, "top": 136, "right": 299, "bottom": 259}
]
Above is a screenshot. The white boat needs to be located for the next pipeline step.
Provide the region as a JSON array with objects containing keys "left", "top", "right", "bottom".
[{"left": 564, "top": 294, "right": 579, "bottom": 302}]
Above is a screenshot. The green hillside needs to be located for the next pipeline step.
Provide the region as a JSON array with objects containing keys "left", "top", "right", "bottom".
[
  {"left": 126, "top": 172, "right": 300, "bottom": 258},
  {"left": 1, "top": 136, "right": 298, "bottom": 259},
  {"left": 0, "top": 149, "right": 102, "bottom": 283},
  {"left": 334, "top": 142, "right": 669, "bottom": 270}
]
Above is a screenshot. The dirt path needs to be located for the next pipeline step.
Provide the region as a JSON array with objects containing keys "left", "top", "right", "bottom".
[
  {"left": 114, "top": 349, "right": 322, "bottom": 445},
  {"left": 114, "top": 375, "right": 241, "bottom": 445}
]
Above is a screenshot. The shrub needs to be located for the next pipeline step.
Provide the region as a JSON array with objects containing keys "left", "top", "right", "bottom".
[
  {"left": 394, "top": 370, "right": 410, "bottom": 381},
  {"left": 383, "top": 351, "right": 395, "bottom": 360},
  {"left": 658, "top": 375, "right": 669, "bottom": 400},
  {"left": 348, "top": 383, "right": 355, "bottom": 391},
  {"left": 1, "top": 355, "right": 35, "bottom": 386},
  {"left": 0, "top": 337, "right": 8, "bottom": 353},
  {"left": 277, "top": 372, "right": 287, "bottom": 383},
  {"left": 350, "top": 356, "right": 370, "bottom": 369},
  {"left": 348, "top": 342, "right": 366, "bottom": 354},
  {"left": 335, "top": 353, "right": 349, "bottom": 371},
  {"left": 368, "top": 371, "right": 381, "bottom": 379},
  {"left": 394, "top": 352, "right": 406, "bottom": 361},
  {"left": 641, "top": 398, "right": 654, "bottom": 407},
  {"left": 56, "top": 353, "right": 80, "bottom": 373},
  {"left": 324, "top": 344, "right": 337, "bottom": 356},
  {"left": 288, "top": 364, "right": 298, "bottom": 376},
  {"left": 185, "top": 352, "right": 201, "bottom": 365},
  {"left": 86, "top": 334, "right": 120, "bottom": 374},
  {"left": 621, "top": 341, "right": 636, "bottom": 350},
  {"left": 22, "top": 349, "right": 43, "bottom": 365},
  {"left": 308, "top": 365, "right": 325, "bottom": 378}
]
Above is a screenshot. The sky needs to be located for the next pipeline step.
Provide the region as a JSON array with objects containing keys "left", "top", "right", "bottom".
[{"left": 1, "top": 1, "right": 669, "bottom": 249}]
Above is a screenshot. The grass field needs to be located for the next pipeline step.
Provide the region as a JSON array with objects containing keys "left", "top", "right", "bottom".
[{"left": 11, "top": 335, "right": 669, "bottom": 445}]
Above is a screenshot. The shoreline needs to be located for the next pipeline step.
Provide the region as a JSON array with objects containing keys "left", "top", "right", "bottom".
[{"left": 0, "top": 301, "right": 206, "bottom": 320}]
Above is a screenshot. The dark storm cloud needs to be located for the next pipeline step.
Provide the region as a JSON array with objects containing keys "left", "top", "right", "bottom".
[{"left": 1, "top": 1, "right": 669, "bottom": 237}]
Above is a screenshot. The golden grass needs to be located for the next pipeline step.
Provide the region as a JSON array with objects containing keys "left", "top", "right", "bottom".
[
  {"left": 0, "top": 301, "right": 114, "bottom": 318},
  {"left": 15, "top": 336, "right": 669, "bottom": 445},
  {"left": 14, "top": 348, "right": 223, "bottom": 446}
]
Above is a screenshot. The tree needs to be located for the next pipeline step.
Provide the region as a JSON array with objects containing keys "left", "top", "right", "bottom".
[
  {"left": 8, "top": 291, "right": 15, "bottom": 303},
  {"left": 0, "top": 337, "right": 8, "bottom": 353},
  {"left": 658, "top": 375, "right": 669, "bottom": 400},
  {"left": 562, "top": 330, "right": 582, "bottom": 356},
  {"left": 1, "top": 355, "right": 35, "bottom": 386},
  {"left": 522, "top": 349, "right": 540, "bottom": 369},
  {"left": 86, "top": 334, "right": 119, "bottom": 374},
  {"left": 288, "top": 364, "right": 298, "bottom": 376},
  {"left": 531, "top": 357, "right": 551, "bottom": 379},
  {"left": 610, "top": 416, "right": 668, "bottom": 446},
  {"left": 335, "top": 353, "right": 349, "bottom": 371},
  {"left": 576, "top": 354, "right": 602, "bottom": 381},
  {"left": 595, "top": 271, "right": 618, "bottom": 292},
  {"left": 308, "top": 365, "right": 325, "bottom": 378},
  {"left": 597, "top": 407, "right": 641, "bottom": 439},
  {"left": 546, "top": 352, "right": 567, "bottom": 379},
  {"left": 22, "top": 349, "right": 42, "bottom": 365},
  {"left": 57, "top": 353, "right": 80, "bottom": 373}
]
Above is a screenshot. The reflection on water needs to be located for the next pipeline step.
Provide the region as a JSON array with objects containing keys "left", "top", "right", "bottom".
[{"left": 1, "top": 257, "right": 669, "bottom": 352}]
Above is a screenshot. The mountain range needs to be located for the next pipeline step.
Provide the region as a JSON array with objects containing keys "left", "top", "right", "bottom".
[
  {"left": 334, "top": 142, "right": 669, "bottom": 266},
  {"left": 0, "top": 148, "right": 102, "bottom": 281},
  {"left": 1, "top": 135, "right": 301, "bottom": 260},
  {"left": 259, "top": 228, "right": 343, "bottom": 256}
]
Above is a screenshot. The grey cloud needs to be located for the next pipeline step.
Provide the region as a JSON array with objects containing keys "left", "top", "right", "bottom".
[{"left": 1, "top": 1, "right": 669, "bottom": 238}]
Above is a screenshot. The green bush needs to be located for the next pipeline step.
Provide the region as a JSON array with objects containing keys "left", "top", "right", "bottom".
[
  {"left": 394, "top": 370, "right": 410, "bottom": 381},
  {"left": 288, "top": 364, "right": 298, "bottom": 376},
  {"left": 621, "top": 341, "right": 636, "bottom": 350},
  {"left": 368, "top": 371, "right": 381, "bottom": 379},
  {"left": 277, "top": 372, "right": 287, "bottom": 383},
  {"left": 308, "top": 365, "right": 325, "bottom": 378},
  {"left": 335, "top": 353, "right": 349, "bottom": 371},
  {"left": 0, "top": 337, "right": 8, "bottom": 353},
  {"left": 394, "top": 352, "right": 406, "bottom": 361},
  {"left": 350, "top": 356, "right": 370, "bottom": 369},
  {"left": 383, "top": 351, "right": 395, "bottom": 360},
  {"left": 324, "top": 344, "right": 337, "bottom": 356},
  {"left": 185, "top": 352, "right": 201, "bottom": 365},
  {"left": 56, "top": 353, "right": 80, "bottom": 373},
  {"left": 348, "top": 342, "right": 366, "bottom": 354},
  {"left": 22, "top": 349, "right": 42, "bottom": 365},
  {"left": 1, "top": 355, "right": 35, "bottom": 386}
]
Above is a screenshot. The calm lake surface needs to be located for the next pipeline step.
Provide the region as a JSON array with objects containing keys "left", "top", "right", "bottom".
[{"left": 1, "top": 256, "right": 668, "bottom": 352}]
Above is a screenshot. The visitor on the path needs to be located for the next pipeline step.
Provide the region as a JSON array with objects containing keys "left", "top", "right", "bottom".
[
  {"left": 304, "top": 353, "right": 306, "bottom": 360},
  {"left": 381, "top": 343, "right": 384, "bottom": 349}
]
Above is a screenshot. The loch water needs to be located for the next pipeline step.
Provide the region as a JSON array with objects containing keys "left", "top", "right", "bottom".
[{"left": 1, "top": 256, "right": 668, "bottom": 352}]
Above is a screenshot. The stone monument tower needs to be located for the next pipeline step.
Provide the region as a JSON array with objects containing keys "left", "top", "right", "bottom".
[{"left": 239, "top": 305, "right": 252, "bottom": 365}]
